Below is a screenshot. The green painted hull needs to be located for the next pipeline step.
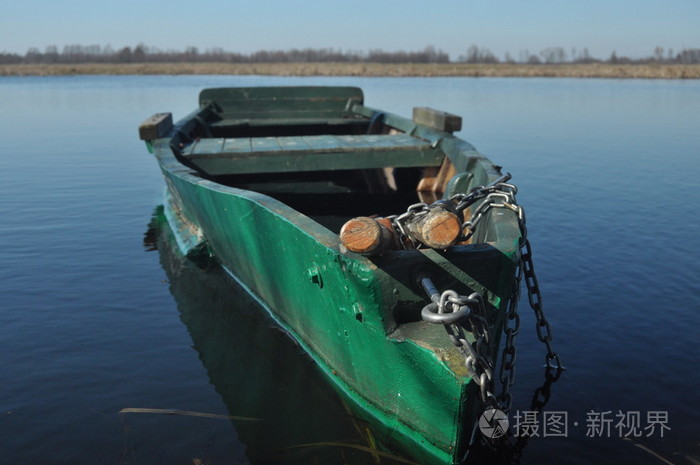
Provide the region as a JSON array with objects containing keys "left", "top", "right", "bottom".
[{"left": 141, "top": 87, "right": 521, "bottom": 464}]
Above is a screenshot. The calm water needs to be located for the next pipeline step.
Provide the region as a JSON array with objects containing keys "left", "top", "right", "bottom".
[{"left": 1, "top": 75, "right": 699, "bottom": 465}]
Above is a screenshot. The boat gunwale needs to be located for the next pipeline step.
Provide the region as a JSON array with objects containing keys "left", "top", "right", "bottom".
[{"left": 153, "top": 124, "right": 521, "bottom": 262}]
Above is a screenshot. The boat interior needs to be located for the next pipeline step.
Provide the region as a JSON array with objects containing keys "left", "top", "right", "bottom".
[
  {"left": 137, "top": 87, "right": 516, "bottom": 330},
  {"left": 170, "top": 87, "right": 459, "bottom": 233}
]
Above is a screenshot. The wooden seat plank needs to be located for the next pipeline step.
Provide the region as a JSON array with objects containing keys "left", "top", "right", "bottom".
[
  {"left": 251, "top": 137, "right": 282, "bottom": 152},
  {"left": 183, "top": 134, "right": 444, "bottom": 175},
  {"left": 189, "top": 138, "right": 224, "bottom": 155},
  {"left": 210, "top": 117, "right": 368, "bottom": 129},
  {"left": 336, "top": 135, "right": 372, "bottom": 150},
  {"left": 276, "top": 136, "right": 313, "bottom": 151},
  {"left": 223, "top": 138, "right": 252, "bottom": 153},
  {"left": 303, "top": 135, "right": 343, "bottom": 151}
]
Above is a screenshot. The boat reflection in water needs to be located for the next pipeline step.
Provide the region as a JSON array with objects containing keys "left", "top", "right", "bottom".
[{"left": 145, "top": 207, "right": 420, "bottom": 465}]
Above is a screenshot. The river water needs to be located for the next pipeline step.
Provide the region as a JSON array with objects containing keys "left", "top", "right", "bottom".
[{"left": 1, "top": 75, "right": 699, "bottom": 465}]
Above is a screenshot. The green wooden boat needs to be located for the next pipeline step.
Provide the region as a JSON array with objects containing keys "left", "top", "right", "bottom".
[{"left": 139, "top": 87, "right": 525, "bottom": 464}]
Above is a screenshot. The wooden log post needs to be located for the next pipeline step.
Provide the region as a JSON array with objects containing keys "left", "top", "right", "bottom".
[
  {"left": 340, "top": 203, "right": 462, "bottom": 255},
  {"left": 339, "top": 217, "right": 399, "bottom": 256},
  {"left": 406, "top": 205, "right": 462, "bottom": 250}
]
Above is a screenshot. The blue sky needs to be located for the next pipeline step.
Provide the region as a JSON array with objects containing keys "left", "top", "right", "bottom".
[{"left": 1, "top": 0, "right": 697, "bottom": 60}]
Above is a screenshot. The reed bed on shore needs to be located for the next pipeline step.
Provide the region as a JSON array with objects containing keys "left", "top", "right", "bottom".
[{"left": 3, "top": 62, "right": 700, "bottom": 79}]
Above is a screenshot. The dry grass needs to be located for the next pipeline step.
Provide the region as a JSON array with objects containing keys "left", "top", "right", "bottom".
[{"left": 2, "top": 62, "right": 700, "bottom": 79}]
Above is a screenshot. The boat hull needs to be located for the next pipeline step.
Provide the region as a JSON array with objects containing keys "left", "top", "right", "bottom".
[{"left": 152, "top": 137, "right": 517, "bottom": 464}]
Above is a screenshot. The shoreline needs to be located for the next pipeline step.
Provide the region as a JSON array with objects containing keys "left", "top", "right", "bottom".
[{"left": 2, "top": 62, "right": 700, "bottom": 79}]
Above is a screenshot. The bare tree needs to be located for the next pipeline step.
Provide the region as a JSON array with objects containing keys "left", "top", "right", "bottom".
[
  {"left": 678, "top": 49, "right": 700, "bottom": 63},
  {"left": 578, "top": 48, "right": 593, "bottom": 63},
  {"left": 460, "top": 45, "right": 498, "bottom": 63},
  {"left": 133, "top": 44, "right": 146, "bottom": 62},
  {"left": 25, "top": 47, "right": 42, "bottom": 64},
  {"left": 44, "top": 45, "right": 58, "bottom": 63},
  {"left": 117, "top": 47, "right": 132, "bottom": 63},
  {"left": 540, "top": 47, "right": 567, "bottom": 64},
  {"left": 527, "top": 54, "right": 541, "bottom": 64},
  {"left": 654, "top": 46, "right": 664, "bottom": 62}
]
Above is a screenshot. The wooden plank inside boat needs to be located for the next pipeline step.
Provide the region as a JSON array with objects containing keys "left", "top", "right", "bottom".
[
  {"left": 210, "top": 117, "right": 369, "bottom": 131},
  {"left": 182, "top": 134, "right": 444, "bottom": 175},
  {"left": 200, "top": 86, "right": 364, "bottom": 120},
  {"left": 200, "top": 87, "right": 369, "bottom": 135}
]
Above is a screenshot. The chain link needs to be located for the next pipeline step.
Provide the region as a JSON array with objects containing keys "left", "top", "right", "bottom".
[{"left": 388, "top": 202, "right": 429, "bottom": 248}]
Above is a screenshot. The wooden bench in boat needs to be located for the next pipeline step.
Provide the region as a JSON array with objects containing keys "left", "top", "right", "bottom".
[
  {"left": 181, "top": 134, "right": 444, "bottom": 175},
  {"left": 209, "top": 117, "right": 369, "bottom": 132},
  {"left": 201, "top": 86, "right": 367, "bottom": 132}
]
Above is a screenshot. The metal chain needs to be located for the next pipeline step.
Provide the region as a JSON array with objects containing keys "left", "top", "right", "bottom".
[
  {"left": 497, "top": 258, "right": 521, "bottom": 413},
  {"left": 387, "top": 202, "right": 429, "bottom": 249},
  {"left": 454, "top": 173, "right": 562, "bottom": 375},
  {"left": 420, "top": 277, "right": 499, "bottom": 409},
  {"left": 387, "top": 173, "right": 519, "bottom": 249},
  {"left": 418, "top": 173, "right": 562, "bottom": 418},
  {"left": 520, "top": 238, "right": 561, "bottom": 372}
]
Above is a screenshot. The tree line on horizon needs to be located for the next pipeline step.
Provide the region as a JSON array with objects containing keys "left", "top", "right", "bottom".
[{"left": 2, "top": 44, "right": 699, "bottom": 65}]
